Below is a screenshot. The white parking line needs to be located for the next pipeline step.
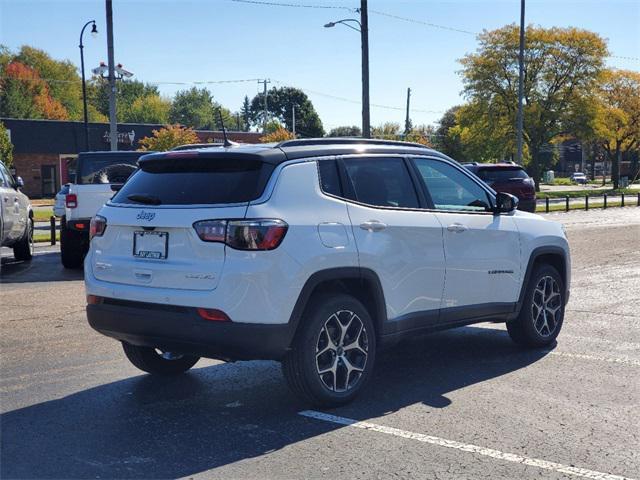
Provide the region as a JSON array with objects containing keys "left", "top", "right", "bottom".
[
  {"left": 547, "top": 351, "right": 640, "bottom": 367},
  {"left": 299, "top": 410, "right": 635, "bottom": 480}
]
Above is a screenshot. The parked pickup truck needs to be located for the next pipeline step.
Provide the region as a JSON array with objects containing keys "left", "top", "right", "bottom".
[{"left": 61, "top": 151, "right": 148, "bottom": 268}]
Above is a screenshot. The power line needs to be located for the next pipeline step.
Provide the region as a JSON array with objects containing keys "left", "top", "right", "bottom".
[
  {"left": 229, "top": 0, "right": 353, "bottom": 10},
  {"left": 0, "top": 76, "right": 264, "bottom": 86},
  {"left": 369, "top": 9, "right": 477, "bottom": 36},
  {"left": 271, "top": 79, "right": 444, "bottom": 114}
]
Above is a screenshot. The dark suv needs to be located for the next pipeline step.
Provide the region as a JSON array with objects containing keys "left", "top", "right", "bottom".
[{"left": 463, "top": 163, "right": 537, "bottom": 212}]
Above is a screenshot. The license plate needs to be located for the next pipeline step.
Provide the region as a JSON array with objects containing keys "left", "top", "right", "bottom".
[{"left": 133, "top": 231, "right": 168, "bottom": 259}]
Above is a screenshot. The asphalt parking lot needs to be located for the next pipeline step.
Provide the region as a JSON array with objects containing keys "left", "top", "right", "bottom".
[{"left": 1, "top": 208, "right": 639, "bottom": 479}]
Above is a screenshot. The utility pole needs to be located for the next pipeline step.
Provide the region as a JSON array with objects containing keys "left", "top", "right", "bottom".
[
  {"left": 106, "top": 0, "right": 117, "bottom": 151},
  {"left": 515, "top": 0, "right": 525, "bottom": 164},
  {"left": 404, "top": 87, "right": 411, "bottom": 136},
  {"left": 360, "top": 0, "right": 371, "bottom": 138},
  {"left": 292, "top": 105, "right": 296, "bottom": 136},
  {"left": 258, "top": 79, "right": 270, "bottom": 134}
]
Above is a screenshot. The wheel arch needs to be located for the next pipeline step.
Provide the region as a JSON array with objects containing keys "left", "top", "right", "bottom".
[
  {"left": 514, "top": 246, "right": 569, "bottom": 318},
  {"left": 286, "top": 267, "right": 387, "bottom": 346}
]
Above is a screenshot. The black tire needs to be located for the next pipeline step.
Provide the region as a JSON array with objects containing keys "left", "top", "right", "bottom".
[
  {"left": 122, "top": 342, "right": 200, "bottom": 375},
  {"left": 60, "top": 223, "right": 84, "bottom": 269},
  {"left": 13, "top": 217, "right": 33, "bottom": 261},
  {"left": 507, "top": 264, "right": 565, "bottom": 348},
  {"left": 282, "top": 293, "right": 376, "bottom": 407}
]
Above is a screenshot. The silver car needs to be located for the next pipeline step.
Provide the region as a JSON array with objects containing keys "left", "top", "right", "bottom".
[{"left": 0, "top": 161, "right": 33, "bottom": 261}]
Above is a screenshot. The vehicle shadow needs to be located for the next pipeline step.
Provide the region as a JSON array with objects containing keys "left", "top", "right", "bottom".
[
  {"left": 0, "top": 252, "right": 83, "bottom": 284},
  {"left": 0, "top": 325, "right": 551, "bottom": 479}
]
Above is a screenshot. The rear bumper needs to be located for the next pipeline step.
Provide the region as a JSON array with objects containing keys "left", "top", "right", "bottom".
[{"left": 87, "top": 299, "right": 294, "bottom": 361}]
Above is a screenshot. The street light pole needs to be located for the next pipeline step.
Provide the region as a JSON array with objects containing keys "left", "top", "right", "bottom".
[
  {"left": 79, "top": 20, "right": 97, "bottom": 151},
  {"left": 516, "top": 0, "right": 526, "bottom": 164},
  {"left": 106, "top": 0, "right": 117, "bottom": 151},
  {"left": 324, "top": 4, "right": 370, "bottom": 138},
  {"left": 360, "top": 0, "right": 370, "bottom": 138}
]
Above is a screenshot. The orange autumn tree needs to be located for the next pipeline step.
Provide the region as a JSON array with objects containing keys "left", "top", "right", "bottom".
[
  {"left": 138, "top": 124, "right": 200, "bottom": 151},
  {"left": 1, "top": 61, "right": 68, "bottom": 120}
]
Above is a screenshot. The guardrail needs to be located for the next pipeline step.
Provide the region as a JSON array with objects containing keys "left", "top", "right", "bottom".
[{"left": 538, "top": 192, "right": 640, "bottom": 213}]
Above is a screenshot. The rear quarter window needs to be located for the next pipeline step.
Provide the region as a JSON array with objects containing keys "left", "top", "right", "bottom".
[{"left": 111, "top": 157, "right": 275, "bottom": 205}]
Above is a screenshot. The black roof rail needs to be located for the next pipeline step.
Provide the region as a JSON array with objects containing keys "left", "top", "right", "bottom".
[{"left": 275, "top": 137, "right": 432, "bottom": 149}]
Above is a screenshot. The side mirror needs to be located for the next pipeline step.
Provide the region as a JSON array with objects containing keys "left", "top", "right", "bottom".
[
  {"left": 16, "top": 176, "right": 25, "bottom": 188},
  {"left": 494, "top": 192, "right": 519, "bottom": 214}
]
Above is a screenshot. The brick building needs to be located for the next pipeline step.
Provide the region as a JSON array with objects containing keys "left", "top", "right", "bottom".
[{"left": 2, "top": 118, "right": 262, "bottom": 198}]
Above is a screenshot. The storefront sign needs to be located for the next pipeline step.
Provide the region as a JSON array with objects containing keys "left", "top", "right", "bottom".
[{"left": 103, "top": 130, "right": 136, "bottom": 145}]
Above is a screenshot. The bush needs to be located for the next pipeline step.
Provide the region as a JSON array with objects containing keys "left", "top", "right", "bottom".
[{"left": 138, "top": 124, "right": 199, "bottom": 151}]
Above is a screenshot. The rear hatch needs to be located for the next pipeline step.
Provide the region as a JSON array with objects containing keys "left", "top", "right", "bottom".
[
  {"left": 476, "top": 167, "right": 535, "bottom": 199},
  {"left": 71, "top": 152, "right": 145, "bottom": 219},
  {"left": 90, "top": 151, "right": 275, "bottom": 291}
]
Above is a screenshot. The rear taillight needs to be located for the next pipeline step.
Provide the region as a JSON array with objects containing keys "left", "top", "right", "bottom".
[
  {"left": 193, "top": 219, "right": 288, "bottom": 251},
  {"left": 66, "top": 193, "right": 77, "bottom": 208},
  {"left": 90, "top": 215, "right": 107, "bottom": 240}
]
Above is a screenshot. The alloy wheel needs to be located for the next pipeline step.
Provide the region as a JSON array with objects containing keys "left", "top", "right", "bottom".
[
  {"left": 315, "top": 310, "right": 369, "bottom": 393},
  {"left": 531, "top": 275, "right": 562, "bottom": 337}
]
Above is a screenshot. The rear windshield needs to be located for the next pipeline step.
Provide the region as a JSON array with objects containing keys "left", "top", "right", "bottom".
[
  {"left": 111, "top": 158, "right": 274, "bottom": 205},
  {"left": 77, "top": 154, "right": 142, "bottom": 185},
  {"left": 476, "top": 167, "right": 529, "bottom": 183}
]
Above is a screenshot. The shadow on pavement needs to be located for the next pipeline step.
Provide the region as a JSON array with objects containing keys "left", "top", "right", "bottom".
[
  {"left": 0, "top": 252, "right": 83, "bottom": 284},
  {"left": 1, "top": 326, "right": 551, "bottom": 479}
]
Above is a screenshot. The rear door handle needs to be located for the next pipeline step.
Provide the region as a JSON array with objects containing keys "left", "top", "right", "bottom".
[
  {"left": 360, "top": 220, "right": 387, "bottom": 232},
  {"left": 447, "top": 223, "right": 468, "bottom": 233}
]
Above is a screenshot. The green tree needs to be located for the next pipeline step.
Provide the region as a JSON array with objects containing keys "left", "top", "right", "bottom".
[
  {"left": 169, "top": 86, "right": 216, "bottom": 129},
  {"left": 250, "top": 87, "right": 324, "bottom": 137},
  {"left": 240, "top": 95, "right": 251, "bottom": 131},
  {"left": 15, "top": 46, "right": 83, "bottom": 120},
  {"left": 459, "top": 24, "right": 608, "bottom": 188},
  {"left": 90, "top": 78, "right": 160, "bottom": 123},
  {"left": 433, "top": 106, "right": 468, "bottom": 161},
  {"left": 0, "top": 60, "right": 67, "bottom": 119},
  {"left": 138, "top": 124, "right": 199, "bottom": 151},
  {"left": 593, "top": 70, "right": 640, "bottom": 188},
  {"left": 450, "top": 101, "right": 516, "bottom": 163},
  {"left": 0, "top": 121, "right": 13, "bottom": 167},
  {"left": 126, "top": 94, "right": 171, "bottom": 124},
  {"left": 328, "top": 125, "right": 361, "bottom": 137}
]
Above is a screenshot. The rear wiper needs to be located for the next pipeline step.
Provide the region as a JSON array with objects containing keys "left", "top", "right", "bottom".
[{"left": 127, "top": 193, "right": 161, "bottom": 205}]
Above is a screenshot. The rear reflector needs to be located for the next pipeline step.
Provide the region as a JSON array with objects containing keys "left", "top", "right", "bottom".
[
  {"left": 87, "top": 295, "right": 103, "bottom": 305},
  {"left": 66, "top": 193, "right": 77, "bottom": 208},
  {"left": 197, "top": 308, "right": 230, "bottom": 322}
]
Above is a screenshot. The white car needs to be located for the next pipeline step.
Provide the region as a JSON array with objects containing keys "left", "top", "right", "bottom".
[
  {"left": 570, "top": 172, "right": 588, "bottom": 184},
  {"left": 85, "top": 139, "right": 571, "bottom": 406},
  {"left": 0, "top": 161, "right": 33, "bottom": 261}
]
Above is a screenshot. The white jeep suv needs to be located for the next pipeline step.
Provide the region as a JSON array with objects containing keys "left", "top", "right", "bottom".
[{"left": 85, "top": 139, "right": 571, "bottom": 406}]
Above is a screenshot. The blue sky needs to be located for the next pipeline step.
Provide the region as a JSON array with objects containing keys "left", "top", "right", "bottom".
[{"left": 1, "top": 0, "right": 639, "bottom": 131}]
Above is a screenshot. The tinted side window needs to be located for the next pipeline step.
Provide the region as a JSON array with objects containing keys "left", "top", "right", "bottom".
[
  {"left": 414, "top": 158, "right": 491, "bottom": 212},
  {"left": 317, "top": 160, "right": 342, "bottom": 197},
  {"left": 343, "top": 157, "right": 419, "bottom": 208}
]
